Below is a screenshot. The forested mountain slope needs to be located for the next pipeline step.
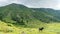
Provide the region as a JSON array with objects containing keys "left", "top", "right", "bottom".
[{"left": 0, "top": 3, "right": 60, "bottom": 27}]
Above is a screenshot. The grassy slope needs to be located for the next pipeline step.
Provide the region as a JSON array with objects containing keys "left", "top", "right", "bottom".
[{"left": 0, "top": 21, "right": 60, "bottom": 34}]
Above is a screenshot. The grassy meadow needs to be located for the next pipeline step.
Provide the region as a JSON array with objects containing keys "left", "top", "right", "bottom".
[{"left": 0, "top": 21, "right": 60, "bottom": 34}]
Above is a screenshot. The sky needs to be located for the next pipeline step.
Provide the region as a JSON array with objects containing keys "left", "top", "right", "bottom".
[{"left": 0, "top": 0, "right": 60, "bottom": 10}]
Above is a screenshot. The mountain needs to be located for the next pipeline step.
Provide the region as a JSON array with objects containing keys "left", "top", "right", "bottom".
[
  {"left": 31, "top": 8, "right": 60, "bottom": 22},
  {"left": 0, "top": 3, "right": 60, "bottom": 27},
  {"left": 0, "top": 3, "right": 41, "bottom": 27},
  {"left": 0, "top": 3, "right": 33, "bottom": 23}
]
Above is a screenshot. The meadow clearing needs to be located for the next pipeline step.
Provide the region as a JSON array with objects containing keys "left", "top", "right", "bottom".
[{"left": 0, "top": 21, "right": 60, "bottom": 34}]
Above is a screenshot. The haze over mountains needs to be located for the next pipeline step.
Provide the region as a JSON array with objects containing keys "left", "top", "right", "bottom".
[{"left": 0, "top": 3, "right": 60, "bottom": 27}]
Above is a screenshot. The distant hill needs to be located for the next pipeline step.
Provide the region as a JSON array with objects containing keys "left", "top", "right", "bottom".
[
  {"left": 0, "top": 3, "right": 60, "bottom": 27},
  {"left": 31, "top": 8, "right": 60, "bottom": 22}
]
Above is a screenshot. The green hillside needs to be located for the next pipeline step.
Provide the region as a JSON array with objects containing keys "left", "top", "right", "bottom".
[
  {"left": 0, "top": 3, "right": 44, "bottom": 28},
  {"left": 0, "top": 3, "right": 60, "bottom": 28},
  {"left": 0, "top": 3, "right": 60, "bottom": 34},
  {"left": 32, "top": 8, "right": 60, "bottom": 22}
]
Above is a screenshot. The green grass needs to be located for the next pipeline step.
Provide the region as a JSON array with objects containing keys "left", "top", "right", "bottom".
[{"left": 0, "top": 21, "right": 60, "bottom": 34}]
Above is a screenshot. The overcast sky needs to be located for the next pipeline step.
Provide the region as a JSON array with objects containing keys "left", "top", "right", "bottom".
[{"left": 0, "top": 0, "right": 60, "bottom": 10}]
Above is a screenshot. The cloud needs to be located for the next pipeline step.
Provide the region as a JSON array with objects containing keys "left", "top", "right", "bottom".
[
  {"left": 0, "top": 0, "right": 12, "bottom": 6},
  {"left": 21, "top": 0, "right": 59, "bottom": 9},
  {"left": 14, "top": 0, "right": 60, "bottom": 9},
  {"left": 0, "top": 0, "right": 24, "bottom": 6},
  {"left": 0, "top": 0, "right": 60, "bottom": 9}
]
